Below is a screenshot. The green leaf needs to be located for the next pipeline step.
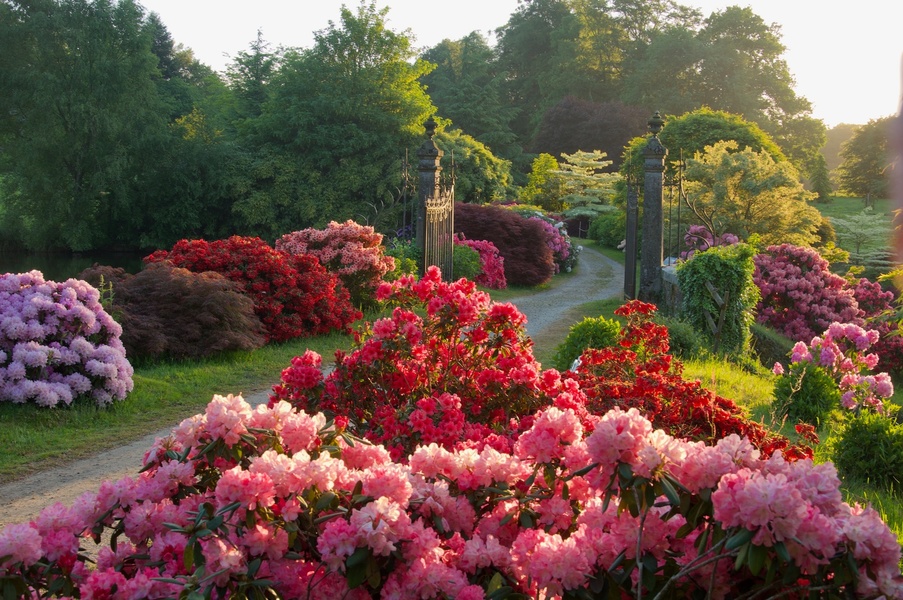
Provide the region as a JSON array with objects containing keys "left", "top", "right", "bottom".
[
  {"left": 747, "top": 543, "right": 767, "bottom": 575},
  {"left": 725, "top": 528, "right": 755, "bottom": 550},
  {"left": 315, "top": 492, "right": 338, "bottom": 511},
  {"left": 346, "top": 546, "right": 370, "bottom": 569}
]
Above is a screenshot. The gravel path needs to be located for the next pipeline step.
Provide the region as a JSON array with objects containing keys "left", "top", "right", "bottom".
[{"left": 0, "top": 246, "right": 623, "bottom": 528}]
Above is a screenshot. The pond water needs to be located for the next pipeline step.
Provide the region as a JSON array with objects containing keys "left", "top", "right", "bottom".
[{"left": 0, "top": 251, "right": 145, "bottom": 282}]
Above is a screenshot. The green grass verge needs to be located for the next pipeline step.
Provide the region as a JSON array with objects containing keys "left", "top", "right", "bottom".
[{"left": 0, "top": 329, "right": 355, "bottom": 483}]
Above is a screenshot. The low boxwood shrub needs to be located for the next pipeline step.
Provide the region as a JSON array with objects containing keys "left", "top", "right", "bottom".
[
  {"left": 656, "top": 315, "right": 706, "bottom": 359},
  {"left": 383, "top": 238, "right": 421, "bottom": 282},
  {"left": 552, "top": 314, "right": 621, "bottom": 371},
  {"left": 833, "top": 411, "right": 903, "bottom": 491},
  {"left": 276, "top": 220, "right": 395, "bottom": 309},
  {"left": 454, "top": 202, "right": 555, "bottom": 286},
  {"left": 750, "top": 323, "right": 794, "bottom": 370},
  {"left": 145, "top": 236, "right": 361, "bottom": 343},
  {"left": 0, "top": 271, "right": 133, "bottom": 407},
  {"left": 588, "top": 209, "right": 626, "bottom": 248},
  {"left": 451, "top": 241, "right": 482, "bottom": 281},
  {"left": 772, "top": 362, "right": 842, "bottom": 428},
  {"left": 79, "top": 263, "right": 266, "bottom": 360}
]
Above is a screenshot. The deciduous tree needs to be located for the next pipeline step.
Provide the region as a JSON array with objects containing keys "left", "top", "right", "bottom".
[
  {"left": 836, "top": 116, "right": 894, "bottom": 201},
  {"left": 682, "top": 140, "right": 821, "bottom": 246}
]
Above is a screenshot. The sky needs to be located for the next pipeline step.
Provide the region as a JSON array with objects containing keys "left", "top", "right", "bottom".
[{"left": 137, "top": 0, "right": 903, "bottom": 128}]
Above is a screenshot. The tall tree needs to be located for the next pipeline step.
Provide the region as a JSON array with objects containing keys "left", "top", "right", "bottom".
[
  {"left": 531, "top": 96, "right": 649, "bottom": 170},
  {"left": 682, "top": 140, "right": 821, "bottom": 246},
  {"left": 434, "top": 128, "right": 513, "bottom": 204},
  {"left": 836, "top": 116, "right": 894, "bottom": 201},
  {"left": 494, "top": 0, "right": 585, "bottom": 142},
  {"left": 420, "top": 33, "right": 519, "bottom": 161},
  {"left": 621, "top": 108, "right": 787, "bottom": 180},
  {"left": 233, "top": 1, "right": 435, "bottom": 237},
  {"left": 0, "top": 0, "right": 168, "bottom": 250}
]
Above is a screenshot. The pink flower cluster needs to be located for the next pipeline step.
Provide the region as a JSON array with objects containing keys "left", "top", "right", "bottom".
[
  {"left": 780, "top": 321, "right": 894, "bottom": 413},
  {"left": 681, "top": 225, "right": 739, "bottom": 259},
  {"left": 0, "top": 271, "right": 133, "bottom": 407},
  {"left": 453, "top": 235, "right": 507, "bottom": 289},
  {"left": 754, "top": 244, "right": 862, "bottom": 342},
  {"left": 2, "top": 398, "right": 900, "bottom": 599},
  {"left": 527, "top": 214, "right": 579, "bottom": 273},
  {"left": 276, "top": 220, "right": 396, "bottom": 306}
]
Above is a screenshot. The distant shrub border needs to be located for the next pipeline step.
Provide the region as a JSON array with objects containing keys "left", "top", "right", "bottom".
[
  {"left": 146, "top": 236, "right": 361, "bottom": 343},
  {"left": 0, "top": 271, "right": 133, "bottom": 407}
]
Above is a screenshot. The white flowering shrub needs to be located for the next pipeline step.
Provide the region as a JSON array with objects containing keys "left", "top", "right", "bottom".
[{"left": 0, "top": 271, "right": 133, "bottom": 407}]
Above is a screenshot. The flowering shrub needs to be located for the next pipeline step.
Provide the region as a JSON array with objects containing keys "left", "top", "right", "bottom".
[
  {"left": 271, "top": 267, "right": 554, "bottom": 459},
  {"left": 526, "top": 213, "right": 581, "bottom": 273},
  {"left": 0, "top": 271, "right": 133, "bottom": 407},
  {"left": 146, "top": 236, "right": 361, "bottom": 343},
  {"left": 571, "top": 300, "right": 813, "bottom": 460},
  {"left": 2, "top": 393, "right": 901, "bottom": 598},
  {"left": 276, "top": 221, "right": 395, "bottom": 308},
  {"left": 454, "top": 235, "right": 507, "bottom": 289},
  {"left": 773, "top": 322, "right": 893, "bottom": 415},
  {"left": 852, "top": 277, "right": 903, "bottom": 376},
  {"left": 680, "top": 224, "right": 739, "bottom": 259},
  {"left": 754, "top": 244, "right": 861, "bottom": 342}
]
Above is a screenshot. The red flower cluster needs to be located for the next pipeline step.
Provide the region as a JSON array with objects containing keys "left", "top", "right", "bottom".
[
  {"left": 146, "top": 236, "right": 361, "bottom": 343},
  {"left": 573, "top": 300, "right": 813, "bottom": 460},
  {"left": 271, "top": 280, "right": 808, "bottom": 462}
]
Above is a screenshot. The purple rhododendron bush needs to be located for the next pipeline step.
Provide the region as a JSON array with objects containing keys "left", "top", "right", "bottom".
[
  {"left": 2, "top": 272, "right": 902, "bottom": 599},
  {"left": 0, "top": 271, "right": 133, "bottom": 408}
]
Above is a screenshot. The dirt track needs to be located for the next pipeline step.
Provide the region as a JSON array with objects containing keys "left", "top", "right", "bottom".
[{"left": 0, "top": 246, "right": 623, "bottom": 529}]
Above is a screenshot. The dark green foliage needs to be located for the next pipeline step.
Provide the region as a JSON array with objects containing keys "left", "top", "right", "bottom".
[
  {"left": 232, "top": 2, "right": 435, "bottom": 237},
  {"left": 435, "top": 128, "right": 512, "bottom": 204},
  {"left": 588, "top": 210, "right": 627, "bottom": 249},
  {"left": 383, "top": 239, "right": 420, "bottom": 281},
  {"left": 454, "top": 203, "right": 555, "bottom": 286},
  {"left": 750, "top": 323, "right": 794, "bottom": 370},
  {"left": 809, "top": 154, "right": 834, "bottom": 203},
  {"left": 676, "top": 243, "right": 760, "bottom": 355},
  {"left": 836, "top": 117, "right": 893, "bottom": 200},
  {"left": 834, "top": 411, "right": 903, "bottom": 491},
  {"left": 656, "top": 315, "right": 706, "bottom": 359},
  {"left": 0, "top": 0, "right": 167, "bottom": 250},
  {"left": 452, "top": 243, "right": 482, "bottom": 281},
  {"left": 621, "top": 108, "right": 786, "bottom": 180},
  {"left": 552, "top": 315, "right": 621, "bottom": 371},
  {"left": 79, "top": 263, "right": 265, "bottom": 360},
  {"left": 772, "top": 363, "right": 841, "bottom": 428}
]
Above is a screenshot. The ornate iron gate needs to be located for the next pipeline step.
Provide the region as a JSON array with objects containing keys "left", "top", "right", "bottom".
[{"left": 416, "top": 118, "right": 455, "bottom": 280}]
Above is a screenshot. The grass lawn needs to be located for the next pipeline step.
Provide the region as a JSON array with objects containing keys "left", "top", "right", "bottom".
[{"left": 0, "top": 329, "right": 357, "bottom": 482}]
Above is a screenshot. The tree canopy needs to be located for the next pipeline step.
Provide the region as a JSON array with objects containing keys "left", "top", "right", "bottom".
[
  {"left": 682, "top": 140, "right": 821, "bottom": 246},
  {"left": 835, "top": 116, "right": 894, "bottom": 200}
]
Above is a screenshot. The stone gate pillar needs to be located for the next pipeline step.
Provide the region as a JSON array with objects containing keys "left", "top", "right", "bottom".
[{"left": 639, "top": 112, "right": 667, "bottom": 303}]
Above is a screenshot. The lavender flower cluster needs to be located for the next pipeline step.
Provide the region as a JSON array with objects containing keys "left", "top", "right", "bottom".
[{"left": 0, "top": 271, "right": 133, "bottom": 408}]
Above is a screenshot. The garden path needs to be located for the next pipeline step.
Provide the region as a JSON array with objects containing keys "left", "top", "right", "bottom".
[{"left": 0, "top": 245, "right": 623, "bottom": 528}]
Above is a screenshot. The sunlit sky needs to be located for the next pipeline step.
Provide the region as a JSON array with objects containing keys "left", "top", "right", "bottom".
[{"left": 137, "top": 0, "right": 903, "bottom": 128}]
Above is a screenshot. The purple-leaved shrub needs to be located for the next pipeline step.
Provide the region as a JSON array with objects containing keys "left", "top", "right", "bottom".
[{"left": 0, "top": 271, "right": 133, "bottom": 407}]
